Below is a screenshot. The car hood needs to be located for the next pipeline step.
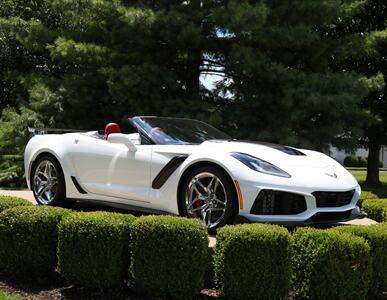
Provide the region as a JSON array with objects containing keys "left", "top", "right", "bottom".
[{"left": 199, "top": 140, "right": 337, "bottom": 169}]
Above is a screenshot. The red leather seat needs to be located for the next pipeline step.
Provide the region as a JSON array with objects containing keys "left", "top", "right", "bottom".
[{"left": 104, "top": 123, "right": 121, "bottom": 140}]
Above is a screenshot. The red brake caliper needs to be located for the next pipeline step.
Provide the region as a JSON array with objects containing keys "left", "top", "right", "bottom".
[
  {"left": 193, "top": 200, "right": 205, "bottom": 218},
  {"left": 193, "top": 183, "right": 206, "bottom": 218}
]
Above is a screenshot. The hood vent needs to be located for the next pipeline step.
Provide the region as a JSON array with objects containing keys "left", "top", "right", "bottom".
[
  {"left": 240, "top": 141, "right": 306, "bottom": 156},
  {"left": 271, "top": 145, "right": 306, "bottom": 156}
]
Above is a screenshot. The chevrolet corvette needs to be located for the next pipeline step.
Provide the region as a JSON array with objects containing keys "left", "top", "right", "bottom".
[{"left": 24, "top": 116, "right": 363, "bottom": 231}]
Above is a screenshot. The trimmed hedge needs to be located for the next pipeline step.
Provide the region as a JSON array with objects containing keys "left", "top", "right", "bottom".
[
  {"left": 0, "top": 195, "right": 32, "bottom": 213},
  {"left": 357, "top": 191, "right": 379, "bottom": 207},
  {"left": 0, "top": 205, "right": 71, "bottom": 276},
  {"left": 214, "top": 224, "right": 293, "bottom": 300},
  {"left": 58, "top": 211, "right": 135, "bottom": 288},
  {"left": 130, "top": 216, "right": 208, "bottom": 299},
  {"left": 333, "top": 225, "right": 387, "bottom": 297},
  {"left": 344, "top": 156, "right": 383, "bottom": 167},
  {"left": 292, "top": 227, "right": 371, "bottom": 300},
  {"left": 363, "top": 199, "right": 387, "bottom": 222},
  {"left": 361, "top": 191, "right": 379, "bottom": 200}
]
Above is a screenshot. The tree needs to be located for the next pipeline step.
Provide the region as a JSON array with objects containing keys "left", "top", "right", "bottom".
[
  {"left": 208, "top": 0, "right": 370, "bottom": 151},
  {"left": 0, "top": 0, "right": 375, "bottom": 187},
  {"left": 330, "top": 0, "right": 387, "bottom": 186},
  {"left": 0, "top": 107, "right": 42, "bottom": 187}
]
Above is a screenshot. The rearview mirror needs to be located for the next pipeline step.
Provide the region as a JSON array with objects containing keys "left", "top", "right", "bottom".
[{"left": 107, "top": 133, "right": 137, "bottom": 152}]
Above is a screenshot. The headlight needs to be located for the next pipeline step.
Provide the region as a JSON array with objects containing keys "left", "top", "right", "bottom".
[{"left": 230, "top": 152, "right": 291, "bottom": 178}]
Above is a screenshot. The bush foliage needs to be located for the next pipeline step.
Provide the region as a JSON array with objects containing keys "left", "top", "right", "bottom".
[
  {"left": 357, "top": 191, "right": 379, "bottom": 207},
  {"left": 0, "top": 205, "right": 71, "bottom": 275},
  {"left": 58, "top": 211, "right": 135, "bottom": 288},
  {"left": 292, "top": 227, "right": 371, "bottom": 300},
  {"left": 0, "top": 195, "right": 32, "bottom": 213},
  {"left": 214, "top": 224, "right": 293, "bottom": 300},
  {"left": 344, "top": 156, "right": 383, "bottom": 168},
  {"left": 363, "top": 199, "right": 387, "bottom": 222},
  {"left": 130, "top": 216, "right": 208, "bottom": 299},
  {"left": 333, "top": 225, "right": 387, "bottom": 297}
]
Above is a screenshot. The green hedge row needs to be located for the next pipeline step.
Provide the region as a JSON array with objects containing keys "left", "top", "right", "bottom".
[
  {"left": 58, "top": 211, "right": 136, "bottom": 288},
  {"left": 2, "top": 197, "right": 387, "bottom": 299},
  {"left": 357, "top": 191, "right": 379, "bottom": 207},
  {"left": 0, "top": 201, "right": 210, "bottom": 298},
  {"left": 333, "top": 225, "right": 387, "bottom": 298},
  {"left": 130, "top": 216, "right": 208, "bottom": 299},
  {"left": 363, "top": 199, "right": 387, "bottom": 222},
  {"left": 0, "top": 205, "right": 71, "bottom": 275},
  {"left": 0, "top": 195, "right": 32, "bottom": 213},
  {"left": 293, "top": 227, "right": 371, "bottom": 300},
  {"left": 344, "top": 156, "right": 383, "bottom": 168},
  {"left": 214, "top": 224, "right": 292, "bottom": 300}
]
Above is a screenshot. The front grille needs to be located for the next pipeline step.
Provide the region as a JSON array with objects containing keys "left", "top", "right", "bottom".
[
  {"left": 312, "top": 190, "right": 355, "bottom": 207},
  {"left": 250, "top": 190, "right": 307, "bottom": 215},
  {"left": 311, "top": 210, "right": 352, "bottom": 223}
]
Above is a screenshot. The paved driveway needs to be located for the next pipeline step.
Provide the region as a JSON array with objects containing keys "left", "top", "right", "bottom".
[{"left": 0, "top": 190, "right": 35, "bottom": 203}]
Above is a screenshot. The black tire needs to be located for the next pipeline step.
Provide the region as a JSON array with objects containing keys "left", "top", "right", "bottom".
[
  {"left": 31, "top": 155, "right": 68, "bottom": 207},
  {"left": 179, "top": 165, "right": 238, "bottom": 234}
]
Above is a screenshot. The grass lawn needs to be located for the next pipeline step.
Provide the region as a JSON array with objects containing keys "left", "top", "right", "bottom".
[{"left": 350, "top": 170, "right": 387, "bottom": 198}]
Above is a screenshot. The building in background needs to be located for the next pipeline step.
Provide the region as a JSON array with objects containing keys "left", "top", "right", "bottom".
[{"left": 329, "top": 146, "right": 387, "bottom": 167}]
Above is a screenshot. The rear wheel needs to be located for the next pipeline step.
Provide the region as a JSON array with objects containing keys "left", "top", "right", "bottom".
[
  {"left": 31, "top": 156, "right": 67, "bottom": 206},
  {"left": 180, "top": 166, "right": 238, "bottom": 233}
]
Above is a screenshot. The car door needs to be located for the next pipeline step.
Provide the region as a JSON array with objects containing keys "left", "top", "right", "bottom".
[{"left": 68, "top": 134, "right": 151, "bottom": 202}]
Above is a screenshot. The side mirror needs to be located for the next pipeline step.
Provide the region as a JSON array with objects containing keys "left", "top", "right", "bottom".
[{"left": 107, "top": 133, "right": 137, "bottom": 152}]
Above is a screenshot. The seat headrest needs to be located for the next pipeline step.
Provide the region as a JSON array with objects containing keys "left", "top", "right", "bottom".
[{"left": 104, "top": 123, "right": 121, "bottom": 140}]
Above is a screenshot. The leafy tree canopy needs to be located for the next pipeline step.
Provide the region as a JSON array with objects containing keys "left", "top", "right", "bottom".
[{"left": 0, "top": 0, "right": 379, "bottom": 186}]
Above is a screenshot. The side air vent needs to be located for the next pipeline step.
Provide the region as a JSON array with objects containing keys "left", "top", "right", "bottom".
[
  {"left": 71, "top": 176, "right": 87, "bottom": 194},
  {"left": 152, "top": 155, "right": 188, "bottom": 189}
]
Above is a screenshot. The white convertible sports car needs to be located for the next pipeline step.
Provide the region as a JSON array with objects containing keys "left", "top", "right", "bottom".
[{"left": 25, "top": 116, "right": 363, "bottom": 231}]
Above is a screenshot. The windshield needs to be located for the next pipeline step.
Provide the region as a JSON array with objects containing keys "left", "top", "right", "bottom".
[{"left": 130, "top": 117, "right": 232, "bottom": 145}]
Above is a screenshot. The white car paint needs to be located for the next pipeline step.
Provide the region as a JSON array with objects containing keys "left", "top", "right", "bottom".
[{"left": 24, "top": 125, "right": 362, "bottom": 225}]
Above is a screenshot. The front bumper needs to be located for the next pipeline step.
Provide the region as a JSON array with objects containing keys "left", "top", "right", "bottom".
[{"left": 236, "top": 174, "right": 362, "bottom": 225}]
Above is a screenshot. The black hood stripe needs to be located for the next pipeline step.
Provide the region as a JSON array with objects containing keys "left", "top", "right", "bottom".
[{"left": 239, "top": 140, "right": 306, "bottom": 156}]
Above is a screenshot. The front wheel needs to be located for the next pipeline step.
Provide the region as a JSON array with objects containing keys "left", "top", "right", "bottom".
[{"left": 180, "top": 166, "right": 238, "bottom": 233}]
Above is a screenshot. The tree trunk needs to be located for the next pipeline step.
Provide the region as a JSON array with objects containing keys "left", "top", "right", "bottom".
[
  {"left": 185, "top": 49, "right": 201, "bottom": 100},
  {"left": 365, "top": 141, "right": 381, "bottom": 186}
]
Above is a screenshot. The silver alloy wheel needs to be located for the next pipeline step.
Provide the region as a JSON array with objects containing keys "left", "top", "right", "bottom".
[
  {"left": 33, "top": 160, "right": 58, "bottom": 204},
  {"left": 185, "top": 172, "right": 227, "bottom": 228}
]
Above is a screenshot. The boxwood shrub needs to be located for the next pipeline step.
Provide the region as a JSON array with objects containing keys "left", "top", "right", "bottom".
[
  {"left": 333, "top": 225, "right": 387, "bottom": 297},
  {"left": 344, "top": 156, "right": 383, "bottom": 167},
  {"left": 292, "top": 227, "right": 371, "bottom": 300},
  {"left": 357, "top": 191, "right": 378, "bottom": 207},
  {"left": 344, "top": 156, "right": 359, "bottom": 167},
  {"left": 58, "top": 211, "right": 135, "bottom": 288},
  {"left": 363, "top": 199, "right": 387, "bottom": 222},
  {"left": 130, "top": 216, "right": 208, "bottom": 299},
  {"left": 214, "top": 224, "right": 293, "bottom": 300},
  {"left": 0, "top": 205, "right": 71, "bottom": 276},
  {"left": 0, "top": 196, "right": 32, "bottom": 213}
]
